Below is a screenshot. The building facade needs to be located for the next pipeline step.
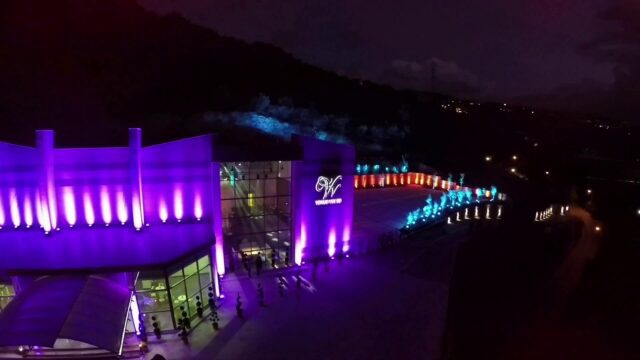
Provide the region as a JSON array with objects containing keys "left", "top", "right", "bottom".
[{"left": 0, "top": 129, "right": 354, "bottom": 349}]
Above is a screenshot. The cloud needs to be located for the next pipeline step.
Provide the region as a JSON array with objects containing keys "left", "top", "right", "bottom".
[
  {"left": 524, "top": 0, "right": 640, "bottom": 121},
  {"left": 382, "top": 58, "right": 494, "bottom": 97}
]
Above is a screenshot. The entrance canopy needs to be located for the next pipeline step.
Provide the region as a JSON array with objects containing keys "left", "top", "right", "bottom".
[{"left": 0, "top": 275, "right": 131, "bottom": 354}]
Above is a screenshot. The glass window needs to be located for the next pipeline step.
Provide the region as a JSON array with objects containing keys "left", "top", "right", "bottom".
[
  {"left": 174, "top": 301, "right": 189, "bottom": 323},
  {"left": 265, "top": 215, "right": 279, "bottom": 232},
  {"left": 277, "top": 178, "right": 291, "bottom": 195},
  {"left": 199, "top": 264, "right": 213, "bottom": 290},
  {"left": 221, "top": 161, "right": 292, "bottom": 270},
  {"left": 264, "top": 179, "right": 277, "bottom": 197},
  {"left": 185, "top": 274, "right": 200, "bottom": 297},
  {"left": 142, "top": 311, "right": 172, "bottom": 333},
  {"left": 221, "top": 180, "right": 235, "bottom": 199},
  {"left": 278, "top": 230, "right": 291, "bottom": 246},
  {"left": 170, "top": 281, "right": 187, "bottom": 306},
  {"left": 168, "top": 269, "right": 184, "bottom": 287},
  {"left": 249, "top": 180, "right": 264, "bottom": 198},
  {"left": 184, "top": 262, "right": 198, "bottom": 278},
  {"left": 277, "top": 196, "right": 290, "bottom": 215},
  {"left": 277, "top": 161, "right": 291, "bottom": 178},
  {"left": 0, "top": 285, "right": 15, "bottom": 297},
  {"left": 221, "top": 199, "right": 236, "bottom": 219},
  {"left": 187, "top": 294, "right": 201, "bottom": 318},
  {"left": 136, "top": 290, "right": 170, "bottom": 313},
  {"left": 197, "top": 255, "right": 210, "bottom": 270},
  {"left": 264, "top": 196, "right": 277, "bottom": 215}
]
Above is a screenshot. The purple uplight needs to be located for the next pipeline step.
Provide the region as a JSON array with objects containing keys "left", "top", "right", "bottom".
[
  {"left": 83, "top": 192, "right": 95, "bottom": 226},
  {"left": 36, "top": 191, "right": 51, "bottom": 232},
  {"left": 342, "top": 225, "right": 351, "bottom": 253},
  {"left": 0, "top": 194, "right": 5, "bottom": 227},
  {"left": 117, "top": 190, "right": 128, "bottom": 224},
  {"left": 194, "top": 193, "right": 203, "bottom": 220},
  {"left": 173, "top": 187, "right": 184, "bottom": 221},
  {"left": 158, "top": 198, "right": 168, "bottom": 223},
  {"left": 132, "top": 199, "right": 143, "bottom": 230},
  {"left": 327, "top": 228, "right": 337, "bottom": 257},
  {"left": 63, "top": 187, "right": 77, "bottom": 226},
  {"left": 100, "top": 187, "right": 112, "bottom": 225},
  {"left": 24, "top": 195, "right": 33, "bottom": 228},
  {"left": 295, "top": 223, "right": 307, "bottom": 265},
  {"left": 9, "top": 189, "right": 20, "bottom": 228},
  {"left": 215, "top": 243, "right": 225, "bottom": 276}
]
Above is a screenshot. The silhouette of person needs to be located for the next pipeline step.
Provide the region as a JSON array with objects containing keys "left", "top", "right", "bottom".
[{"left": 255, "top": 253, "right": 263, "bottom": 276}]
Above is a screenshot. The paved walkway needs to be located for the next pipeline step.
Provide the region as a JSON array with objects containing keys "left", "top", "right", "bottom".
[{"left": 143, "top": 224, "right": 470, "bottom": 360}]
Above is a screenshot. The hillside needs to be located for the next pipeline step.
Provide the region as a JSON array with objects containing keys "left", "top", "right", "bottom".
[{"left": 1, "top": 0, "right": 638, "bottom": 188}]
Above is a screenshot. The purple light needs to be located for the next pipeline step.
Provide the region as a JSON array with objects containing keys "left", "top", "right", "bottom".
[
  {"left": 100, "top": 186, "right": 112, "bottom": 225},
  {"left": 327, "top": 228, "right": 337, "bottom": 257},
  {"left": 194, "top": 193, "right": 203, "bottom": 220},
  {"left": 83, "top": 192, "right": 95, "bottom": 226},
  {"left": 24, "top": 195, "right": 33, "bottom": 228},
  {"left": 295, "top": 223, "right": 306, "bottom": 265},
  {"left": 215, "top": 243, "right": 225, "bottom": 276},
  {"left": 158, "top": 198, "right": 168, "bottom": 223},
  {"left": 342, "top": 225, "right": 351, "bottom": 253},
  {"left": 117, "top": 190, "right": 127, "bottom": 224},
  {"left": 9, "top": 189, "right": 20, "bottom": 228},
  {"left": 63, "top": 187, "right": 77, "bottom": 227},
  {"left": 173, "top": 187, "right": 184, "bottom": 221},
  {"left": 0, "top": 194, "right": 5, "bottom": 227},
  {"left": 36, "top": 191, "right": 51, "bottom": 232},
  {"left": 132, "top": 198, "right": 143, "bottom": 230},
  {"left": 129, "top": 292, "right": 141, "bottom": 336}
]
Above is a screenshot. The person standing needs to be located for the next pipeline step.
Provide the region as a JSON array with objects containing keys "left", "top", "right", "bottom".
[
  {"left": 242, "top": 251, "right": 252, "bottom": 277},
  {"left": 255, "top": 253, "right": 263, "bottom": 276}
]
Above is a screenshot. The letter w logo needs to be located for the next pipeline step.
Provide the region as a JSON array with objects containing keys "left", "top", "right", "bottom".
[{"left": 316, "top": 176, "right": 342, "bottom": 200}]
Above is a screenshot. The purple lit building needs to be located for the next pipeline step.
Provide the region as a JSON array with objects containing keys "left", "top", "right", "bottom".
[{"left": 0, "top": 129, "right": 354, "bottom": 353}]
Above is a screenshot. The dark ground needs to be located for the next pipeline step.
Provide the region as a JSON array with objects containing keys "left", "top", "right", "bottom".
[{"left": 445, "top": 194, "right": 640, "bottom": 360}]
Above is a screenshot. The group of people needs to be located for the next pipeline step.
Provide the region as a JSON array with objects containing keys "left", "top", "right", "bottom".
[{"left": 241, "top": 249, "right": 290, "bottom": 277}]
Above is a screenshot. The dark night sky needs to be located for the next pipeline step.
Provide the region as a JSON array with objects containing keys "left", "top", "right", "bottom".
[{"left": 139, "top": 0, "right": 612, "bottom": 97}]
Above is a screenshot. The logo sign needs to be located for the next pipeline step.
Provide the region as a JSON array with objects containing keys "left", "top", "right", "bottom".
[{"left": 315, "top": 175, "right": 343, "bottom": 206}]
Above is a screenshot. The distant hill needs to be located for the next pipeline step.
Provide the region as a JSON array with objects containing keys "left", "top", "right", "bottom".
[
  {"left": 0, "top": 0, "right": 638, "bottom": 186},
  {"left": 0, "top": 0, "right": 444, "bottom": 147}
]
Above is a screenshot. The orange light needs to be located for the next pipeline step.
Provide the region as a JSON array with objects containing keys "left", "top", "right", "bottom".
[
  {"left": 427, "top": 175, "right": 432, "bottom": 186},
  {"left": 393, "top": 174, "right": 398, "bottom": 186},
  {"left": 355, "top": 177, "right": 359, "bottom": 189},
  {"left": 370, "top": 174, "right": 375, "bottom": 187},
  {"left": 400, "top": 174, "right": 405, "bottom": 185},
  {"left": 386, "top": 174, "right": 390, "bottom": 185},
  {"left": 363, "top": 175, "right": 367, "bottom": 188}
]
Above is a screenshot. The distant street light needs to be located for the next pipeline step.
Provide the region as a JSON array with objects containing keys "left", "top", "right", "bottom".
[
  {"left": 512, "top": 155, "right": 518, "bottom": 160},
  {"left": 485, "top": 155, "right": 492, "bottom": 162},
  {"left": 636, "top": 209, "right": 640, "bottom": 216},
  {"left": 545, "top": 171, "right": 550, "bottom": 175},
  {"left": 587, "top": 189, "right": 592, "bottom": 195},
  {"left": 510, "top": 168, "right": 516, "bottom": 173},
  {"left": 594, "top": 226, "right": 601, "bottom": 232}
]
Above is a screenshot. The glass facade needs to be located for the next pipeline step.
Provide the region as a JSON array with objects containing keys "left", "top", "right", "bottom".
[
  {"left": 135, "top": 254, "right": 213, "bottom": 331},
  {"left": 0, "top": 284, "right": 15, "bottom": 312},
  {"left": 220, "top": 161, "right": 292, "bottom": 270}
]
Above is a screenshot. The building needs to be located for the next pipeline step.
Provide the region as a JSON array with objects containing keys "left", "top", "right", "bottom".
[{"left": 0, "top": 129, "right": 354, "bottom": 354}]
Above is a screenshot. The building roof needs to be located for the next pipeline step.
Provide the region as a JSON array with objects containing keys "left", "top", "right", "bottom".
[{"left": 0, "top": 275, "right": 131, "bottom": 354}]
